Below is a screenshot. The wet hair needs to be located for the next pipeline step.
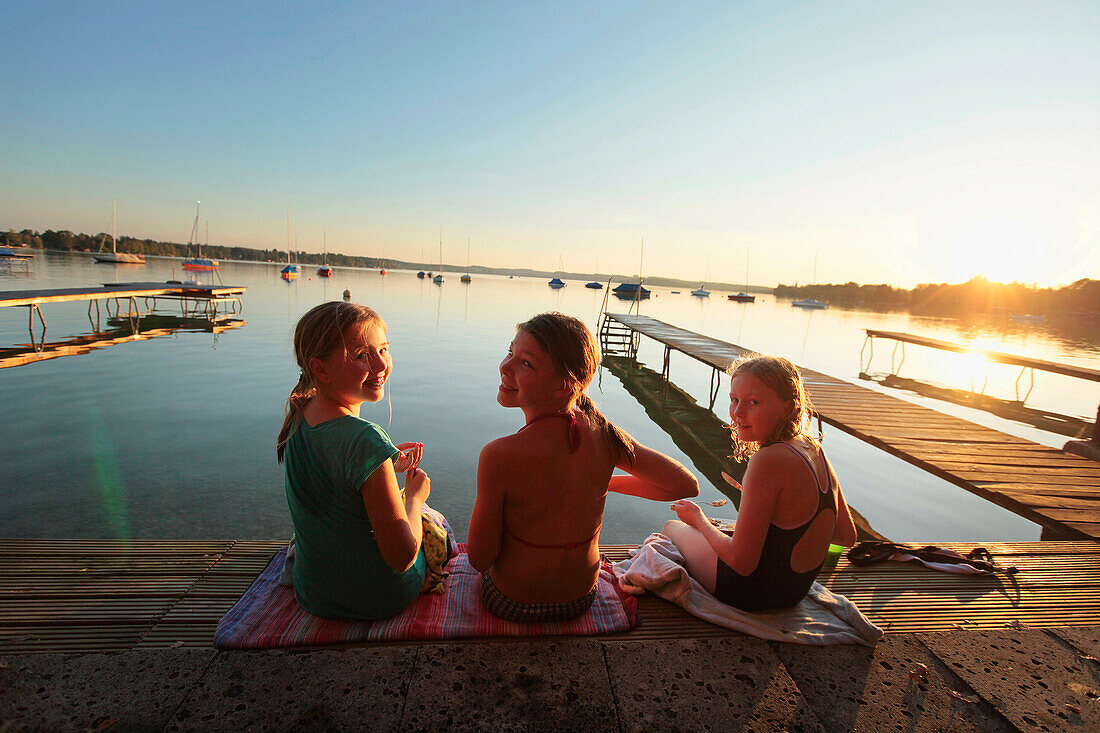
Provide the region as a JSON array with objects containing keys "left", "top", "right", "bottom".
[
  {"left": 516, "top": 312, "right": 635, "bottom": 465},
  {"left": 727, "top": 354, "right": 814, "bottom": 462},
  {"left": 276, "top": 301, "right": 386, "bottom": 462}
]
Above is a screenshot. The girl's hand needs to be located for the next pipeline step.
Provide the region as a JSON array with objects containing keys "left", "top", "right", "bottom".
[
  {"left": 394, "top": 442, "right": 423, "bottom": 474},
  {"left": 404, "top": 467, "right": 431, "bottom": 503},
  {"left": 670, "top": 499, "right": 707, "bottom": 527}
]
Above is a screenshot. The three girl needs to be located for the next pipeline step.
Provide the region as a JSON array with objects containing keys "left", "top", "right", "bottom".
[{"left": 280, "top": 302, "right": 854, "bottom": 621}]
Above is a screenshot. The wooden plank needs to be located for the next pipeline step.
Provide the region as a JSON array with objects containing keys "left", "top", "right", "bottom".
[{"left": 2, "top": 539, "right": 1099, "bottom": 653}]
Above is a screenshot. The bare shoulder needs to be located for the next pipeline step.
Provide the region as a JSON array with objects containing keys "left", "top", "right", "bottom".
[
  {"left": 750, "top": 442, "right": 798, "bottom": 469},
  {"left": 481, "top": 433, "right": 519, "bottom": 461},
  {"left": 479, "top": 431, "right": 540, "bottom": 466}
]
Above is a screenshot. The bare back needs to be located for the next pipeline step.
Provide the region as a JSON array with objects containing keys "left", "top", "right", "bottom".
[{"left": 477, "top": 412, "right": 615, "bottom": 603}]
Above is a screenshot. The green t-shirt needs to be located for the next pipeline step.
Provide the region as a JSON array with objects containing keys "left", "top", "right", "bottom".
[{"left": 284, "top": 415, "right": 426, "bottom": 620}]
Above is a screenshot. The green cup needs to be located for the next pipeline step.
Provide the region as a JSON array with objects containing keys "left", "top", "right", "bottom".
[{"left": 823, "top": 543, "right": 844, "bottom": 568}]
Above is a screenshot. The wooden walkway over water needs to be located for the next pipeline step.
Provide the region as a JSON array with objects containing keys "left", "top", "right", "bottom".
[
  {"left": 602, "top": 313, "right": 1100, "bottom": 540},
  {"left": 0, "top": 282, "right": 245, "bottom": 308},
  {"left": 2, "top": 539, "right": 1097, "bottom": 653}
]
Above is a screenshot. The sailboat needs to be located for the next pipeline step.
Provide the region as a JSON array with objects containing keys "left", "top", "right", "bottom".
[
  {"left": 585, "top": 255, "right": 603, "bottom": 288},
  {"left": 460, "top": 238, "right": 472, "bottom": 282},
  {"left": 280, "top": 212, "right": 298, "bottom": 281},
  {"left": 727, "top": 250, "right": 755, "bottom": 302},
  {"left": 317, "top": 225, "right": 332, "bottom": 278},
  {"left": 791, "top": 252, "right": 826, "bottom": 308},
  {"left": 417, "top": 246, "right": 426, "bottom": 278},
  {"left": 612, "top": 238, "right": 650, "bottom": 300},
  {"left": 548, "top": 255, "right": 566, "bottom": 288},
  {"left": 93, "top": 200, "right": 145, "bottom": 264},
  {"left": 432, "top": 228, "right": 444, "bottom": 284},
  {"left": 379, "top": 244, "right": 387, "bottom": 276},
  {"left": 182, "top": 201, "right": 219, "bottom": 271},
  {"left": 691, "top": 255, "right": 710, "bottom": 297}
]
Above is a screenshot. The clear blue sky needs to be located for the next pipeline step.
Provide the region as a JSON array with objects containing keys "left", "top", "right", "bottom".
[{"left": 2, "top": 1, "right": 1097, "bottom": 287}]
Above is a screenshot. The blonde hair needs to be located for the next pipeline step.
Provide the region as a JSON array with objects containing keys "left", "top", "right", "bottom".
[
  {"left": 727, "top": 354, "right": 814, "bottom": 462},
  {"left": 517, "top": 312, "right": 635, "bottom": 465},
  {"left": 276, "top": 301, "right": 386, "bottom": 462}
]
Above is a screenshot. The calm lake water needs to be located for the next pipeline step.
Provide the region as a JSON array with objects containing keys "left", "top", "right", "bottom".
[{"left": 2, "top": 252, "right": 1098, "bottom": 543}]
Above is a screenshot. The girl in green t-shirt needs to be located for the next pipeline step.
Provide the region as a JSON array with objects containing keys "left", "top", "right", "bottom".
[{"left": 276, "top": 301, "right": 433, "bottom": 620}]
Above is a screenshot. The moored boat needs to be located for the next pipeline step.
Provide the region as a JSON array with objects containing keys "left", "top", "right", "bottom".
[
  {"left": 612, "top": 282, "right": 650, "bottom": 299},
  {"left": 182, "top": 202, "right": 219, "bottom": 271},
  {"left": 93, "top": 200, "right": 145, "bottom": 264},
  {"left": 792, "top": 298, "right": 827, "bottom": 309},
  {"left": 727, "top": 292, "right": 755, "bottom": 302},
  {"left": 318, "top": 226, "right": 332, "bottom": 277}
]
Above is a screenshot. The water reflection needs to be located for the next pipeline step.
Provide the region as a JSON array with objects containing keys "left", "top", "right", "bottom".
[{"left": 0, "top": 312, "right": 245, "bottom": 369}]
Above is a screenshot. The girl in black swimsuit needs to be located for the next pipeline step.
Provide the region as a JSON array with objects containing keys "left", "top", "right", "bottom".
[{"left": 664, "top": 355, "right": 857, "bottom": 612}]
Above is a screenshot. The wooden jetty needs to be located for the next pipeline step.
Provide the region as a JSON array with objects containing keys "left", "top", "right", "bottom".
[
  {"left": 600, "top": 313, "right": 1100, "bottom": 540},
  {"left": 862, "top": 329, "right": 1100, "bottom": 383},
  {"left": 2, "top": 538, "right": 1097, "bottom": 653},
  {"left": 0, "top": 281, "right": 245, "bottom": 309},
  {"left": 1, "top": 282, "right": 246, "bottom": 351}
]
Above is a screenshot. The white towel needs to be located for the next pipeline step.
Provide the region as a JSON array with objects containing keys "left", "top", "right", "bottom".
[{"left": 612, "top": 533, "right": 883, "bottom": 647}]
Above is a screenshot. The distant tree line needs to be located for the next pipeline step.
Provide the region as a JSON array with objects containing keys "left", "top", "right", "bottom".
[
  {"left": 4, "top": 228, "right": 388, "bottom": 269},
  {"left": 775, "top": 276, "right": 1100, "bottom": 315}
]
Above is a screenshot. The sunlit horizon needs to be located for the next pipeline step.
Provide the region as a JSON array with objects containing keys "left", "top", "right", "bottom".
[{"left": 2, "top": 2, "right": 1097, "bottom": 289}]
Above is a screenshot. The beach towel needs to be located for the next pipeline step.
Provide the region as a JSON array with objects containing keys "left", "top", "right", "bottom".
[
  {"left": 612, "top": 533, "right": 883, "bottom": 647},
  {"left": 214, "top": 545, "right": 637, "bottom": 649}
]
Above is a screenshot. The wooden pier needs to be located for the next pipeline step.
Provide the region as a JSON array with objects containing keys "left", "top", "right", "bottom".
[
  {"left": 1, "top": 282, "right": 246, "bottom": 353},
  {"left": 600, "top": 313, "right": 1100, "bottom": 540},
  {"left": 0, "top": 282, "right": 245, "bottom": 308},
  {"left": 2, "top": 538, "right": 1098, "bottom": 653}
]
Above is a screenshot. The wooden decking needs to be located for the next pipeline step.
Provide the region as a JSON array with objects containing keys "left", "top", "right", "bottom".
[
  {"left": 602, "top": 313, "right": 1100, "bottom": 540},
  {"left": 2, "top": 539, "right": 1097, "bottom": 653}
]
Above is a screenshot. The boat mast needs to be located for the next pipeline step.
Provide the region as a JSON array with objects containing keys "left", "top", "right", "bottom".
[
  {"left": 189, "top": 201, "right": 201, "bottom": 257},
  {"left": 111, "top": 199, "right": 117, "bottom": 254}
]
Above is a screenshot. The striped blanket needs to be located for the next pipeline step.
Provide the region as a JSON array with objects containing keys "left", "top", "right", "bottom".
[{"left": 214, "top": 545, "right": 638, "bottom": 649}]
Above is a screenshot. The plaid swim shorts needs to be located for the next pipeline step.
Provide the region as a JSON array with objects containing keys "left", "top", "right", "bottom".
[{"left": 480, "top": 571, "right": 597, "bottom": 623}]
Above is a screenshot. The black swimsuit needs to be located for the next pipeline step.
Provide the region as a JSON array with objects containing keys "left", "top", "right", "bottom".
[{"left": 713, "top": 442, "right": 837, "bottom": 612}]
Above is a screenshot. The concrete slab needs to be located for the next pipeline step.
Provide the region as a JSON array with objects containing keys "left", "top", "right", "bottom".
[
  {"left": 0, "top": 650, "right": 216, "bottom": 732},
  {"left": 603, "top": 636, "right": 824, "bottom": 732},
  {"left": 168, "top": 646, "right": 418, "bottom": 731},
  {"left": 922, "top": 629, "right": 1100, "bottom": 732},
  {"left": 1047, "top": 626, "right": 1100, "bottom": 661},
  {"left": 400, "top": 640, "right": 617, "bottom": 732},
  {"left": 775, "top": 635, "right": 1014, "bottom": 732}
]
